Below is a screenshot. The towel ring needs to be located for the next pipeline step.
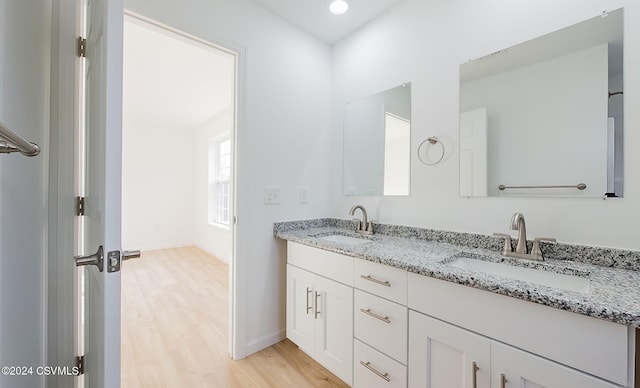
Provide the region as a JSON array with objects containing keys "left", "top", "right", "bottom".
[{"left": 417, "top": 136, "right": 444, "bottom": 166}]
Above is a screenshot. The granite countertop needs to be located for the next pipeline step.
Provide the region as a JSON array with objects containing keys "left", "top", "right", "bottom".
[{"left": 274, "top": 219, "right": 640, "bottom": 328}]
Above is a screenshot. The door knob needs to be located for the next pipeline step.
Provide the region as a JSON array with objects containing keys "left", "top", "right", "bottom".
[
  {"left": 74, "top": 246, "right": 104, "bottom": 272},
  {"left": 107, "top": 249, "right": 141, "bottom": 273},
  {"left": 123, "top": 250, "right": 141, "bottom": 260}
]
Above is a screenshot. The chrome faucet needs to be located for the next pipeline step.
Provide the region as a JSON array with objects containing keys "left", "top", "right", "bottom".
[
  {"left": 349, "top": 205, "right": 373, "bottom": 235},
  {"left": 493, "top": 212, "right": 556, "bottom": 261},
  {"left": 510, "top": 212, "right": 527, "bottom": 254}
]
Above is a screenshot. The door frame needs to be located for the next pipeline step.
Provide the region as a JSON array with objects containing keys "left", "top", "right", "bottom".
[
  {"left": 47, "top": 3, "right": 248, "bottom": 386},
  {"left": 47, "top": 0, "right": 86, "bottom": 386},
  {"left": 120, "top": 10, "right": 247, "bottom": 359}
]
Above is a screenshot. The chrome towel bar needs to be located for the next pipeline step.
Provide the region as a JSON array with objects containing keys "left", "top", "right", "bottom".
[
  {"left": 0, "top": 120, "right": 40, "bottom": 156},
  {"left": 498, "top": 183, "right": 586, "bottom": 191}
]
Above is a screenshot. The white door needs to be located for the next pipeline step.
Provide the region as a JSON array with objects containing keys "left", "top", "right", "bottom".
[
  {"left": 408, "top": 311, "right": 490, "bottom": 388},
  {"left": 459, "top": 108, "right": 488, "bottom": 197},
  {"left": 286, "top": 264, "right": 316, "bottom": 354},
  {"left": 491, "top": 342, "right": 619, "bottom": 388},
  {"left": 76, "top": 0, "right": 124, "bottom": 386},
  {"left": 315, "top": 275, "right": 354, "bottom": 385}
]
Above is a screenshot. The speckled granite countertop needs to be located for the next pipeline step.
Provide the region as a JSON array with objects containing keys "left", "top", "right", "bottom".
[{"left": 274, "top": 219, "right": 640, "bottom": 328}]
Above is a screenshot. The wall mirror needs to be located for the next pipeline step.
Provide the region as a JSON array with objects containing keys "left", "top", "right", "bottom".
[
  {"left": 344, "top": 83, "right": 411, "bottom": 196},
  {"left": 459, "top": 8, "right": 623, "bottom": 198}
]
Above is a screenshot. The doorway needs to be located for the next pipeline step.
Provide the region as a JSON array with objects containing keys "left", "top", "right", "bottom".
[{"left": 120, "top": 13, "right": 237, "bottom": 385}]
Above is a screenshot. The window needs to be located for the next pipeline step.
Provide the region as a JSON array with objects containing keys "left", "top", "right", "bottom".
[{"left": 209, "top": 136, "right": 231, "bottom": 226}]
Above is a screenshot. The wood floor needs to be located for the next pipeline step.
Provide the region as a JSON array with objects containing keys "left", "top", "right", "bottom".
[{"left": 121, "top": 246, "right": 349, "bottom": 388}]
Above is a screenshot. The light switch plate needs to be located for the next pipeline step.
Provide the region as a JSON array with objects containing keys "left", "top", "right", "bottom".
[
  {"left": 264, "top": 187, "right": 280, "bottom": 204},
  {"left": 298, "top": 188, "right": 308, "bottom": 204}
]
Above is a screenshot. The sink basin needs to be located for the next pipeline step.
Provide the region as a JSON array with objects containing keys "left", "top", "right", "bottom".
[
  {"left": 448, "top": 257, "right": 590, "bottom": 293},
  {"left": 319, "top": 234, "right": 371, "bottom": 246}
]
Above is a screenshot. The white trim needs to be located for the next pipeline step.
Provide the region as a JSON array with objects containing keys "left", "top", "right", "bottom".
[
  {"left": 48, "top": 1, "right": 82, "bottom": 387},
  {"left": 245, "top": 330, "right": 287, "bottom": 356},
  {"left": 130, "top": 242, "right": 194, "bottom": 252}
]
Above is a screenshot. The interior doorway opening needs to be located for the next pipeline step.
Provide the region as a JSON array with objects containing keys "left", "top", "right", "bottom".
[{"left": 120, "top": 13, "right": 237, "bottom": 385}]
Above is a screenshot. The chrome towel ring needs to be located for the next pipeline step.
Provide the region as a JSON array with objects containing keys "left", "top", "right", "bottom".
[{"left": 417, "top": 136, "right": 444, "bottom": 166}]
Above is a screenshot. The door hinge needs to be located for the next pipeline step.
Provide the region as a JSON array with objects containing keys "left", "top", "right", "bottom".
[
  {"left": 75, "top": 355, "right": 85, "bottom": 375},
  {"left": 77, "top": 36, "right": 86, "bottom": 58},
  {"left": 76, "top": 196, "right": 85, "bottom": 216}
]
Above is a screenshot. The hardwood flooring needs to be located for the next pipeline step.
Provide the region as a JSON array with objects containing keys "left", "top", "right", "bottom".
[{"left": 121, "top": 246, "right": 349, "bottom": 388}]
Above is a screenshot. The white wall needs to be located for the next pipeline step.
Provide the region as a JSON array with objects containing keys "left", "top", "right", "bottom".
[
  {"left": 0, "top": 1, "right": 51, "bottom": 387},
  {"left": 121, "top": 118, "right": 196, "bottom": 251},
  {"left": 331, "top": 0, "right": 639, "bottom": 250},
  {"left": 460, "top": 44, "right": 608, "bottom": 197},
  {"left": 124, "top": 0, "right": 332, "bottom": 356},
  {"left": 194, "top": 110, "right": 232, "bottom": 263}
]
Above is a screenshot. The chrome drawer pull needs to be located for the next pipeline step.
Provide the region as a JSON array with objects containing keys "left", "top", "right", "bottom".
[
  {"left": 360, "top": 308, "right": 391, "bottom": 324},
  {"left": 360, "top": 274, "right": 391, "bottom": 287},
  {"left": 360, "top": 361, "right": 390, "bottom": 382}
]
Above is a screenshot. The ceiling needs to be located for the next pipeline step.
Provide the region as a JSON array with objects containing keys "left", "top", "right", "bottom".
[
  {"left": 251, "top": 0, "right": 406, "bottom": 44},
  {"left": 123, "top": 1, "right": 403, "bottom": 131},
  {"left": 123, "top": 18, "right": 235, "bottom": 131}
]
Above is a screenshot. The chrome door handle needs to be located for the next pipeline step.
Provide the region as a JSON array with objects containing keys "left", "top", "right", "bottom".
[
  {"left": 500, "top": 374, "right": 507, "bottom": 388},
  {"left": 472, "top": 362, "right": 479, "bottom": 388},
  {"left": 123, "top": 250, "right": 141, "bottom": 260},
  {"left": 306, "top": 287, "right": 313, "bottom": 314},
  {"left": 107, "top": 249, "right": 141, "bottom": 273},
  {"left": 314, "top": 291, "right": 321, "bottom": 319},
  {"left": 74, "top": 246, "right": 104, "bottom": 272}
]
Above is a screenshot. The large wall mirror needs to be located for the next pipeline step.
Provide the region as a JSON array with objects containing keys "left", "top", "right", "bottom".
[
  {"left": 344, "top": 83, "right": 411, "bottom": 196},
  {"left": 459, "top": 8, "right": 623, "bottom": 198}
]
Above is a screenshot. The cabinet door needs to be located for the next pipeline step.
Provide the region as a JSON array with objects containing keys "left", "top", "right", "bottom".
[
  {"left": 409, "top": 311, "right": 490, "bottom": 388},
  {"left": 491, "top": 342, "right": 620, "bottom": 388},
  {"left": 315, "top": 275, "right": 354, "bottom": 385},
  {"left": 286, "top": 264, "right": 316, "bottom": 355}
]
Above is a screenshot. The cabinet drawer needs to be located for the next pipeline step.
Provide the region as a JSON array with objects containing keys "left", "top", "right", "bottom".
[
  {"left": 354, "top": 258, "right": 407, "bottom": 304},
  {"left": 287, "top": 242, "right": 354, "bottom": 286},
  {"left": 354, "top": 289, "right": 408, "bottom": 364},
  {"left": 354, "top": 339, "right": 407, "bottom": 388}
]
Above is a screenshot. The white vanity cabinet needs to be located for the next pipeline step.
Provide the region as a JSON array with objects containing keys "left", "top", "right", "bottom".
[
  {"left": 408, "top": 273, "right": 629, "bottom": 388},
  {"left": 285, "top": 241, "right": 634, "bottom": 388},
  {"left": 286, "top": 243, "right": 354, "bottom": 385},
  {"left": 409, "top": 311, "right": 491, "bottom": 388},
  {"left": 409, "top": 311, "right": 619, "bottom": 388},
  {"left": 491, "top": 341, "right": 620, "bottom": 388}
]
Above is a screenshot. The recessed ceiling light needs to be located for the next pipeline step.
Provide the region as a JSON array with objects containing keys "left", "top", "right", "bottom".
[{"left": 329, "top": 0, "right": 349, "bottom": 15}]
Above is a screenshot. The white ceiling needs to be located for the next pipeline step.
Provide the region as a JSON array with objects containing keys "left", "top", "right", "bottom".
[
  {"left": 251, "top": 0, "right": 406, "bottom": 44},
  {"left": 123, "top": 18, "right": 235, "bottom": 131},
  {"left": 123, "top": 1, "right": 402, "bottom": 131}
]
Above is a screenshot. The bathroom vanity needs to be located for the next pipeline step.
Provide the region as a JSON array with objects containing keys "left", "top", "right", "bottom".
[{"left": 275, "top": 219, "right": 640, "bottom": 388}]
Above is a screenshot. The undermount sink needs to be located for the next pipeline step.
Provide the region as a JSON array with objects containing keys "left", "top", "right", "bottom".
[
  {"left": 319, "top": 234, "right": 371, "bottom": 246},
  {"left": 448, "top": 257, "right": 590, "bottom": 293}
]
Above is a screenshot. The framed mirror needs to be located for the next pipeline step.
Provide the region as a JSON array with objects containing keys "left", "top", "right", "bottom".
[
  {"left": 343, "top": 83, "right": 411, "bottom": 196},
  {"left": 459, "top": 9, "right": 623, "bottom": 198}
]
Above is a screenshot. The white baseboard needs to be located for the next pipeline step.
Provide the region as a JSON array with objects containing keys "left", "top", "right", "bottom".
[
  {"left": 244, "top": 329, "right": 286, "bottom": 357},
  {"left": 194, "top": 244, "right": 230, "bottom": 264},
  {"left": 124, "top": 242, "right": 193, "bottom": 252}
]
